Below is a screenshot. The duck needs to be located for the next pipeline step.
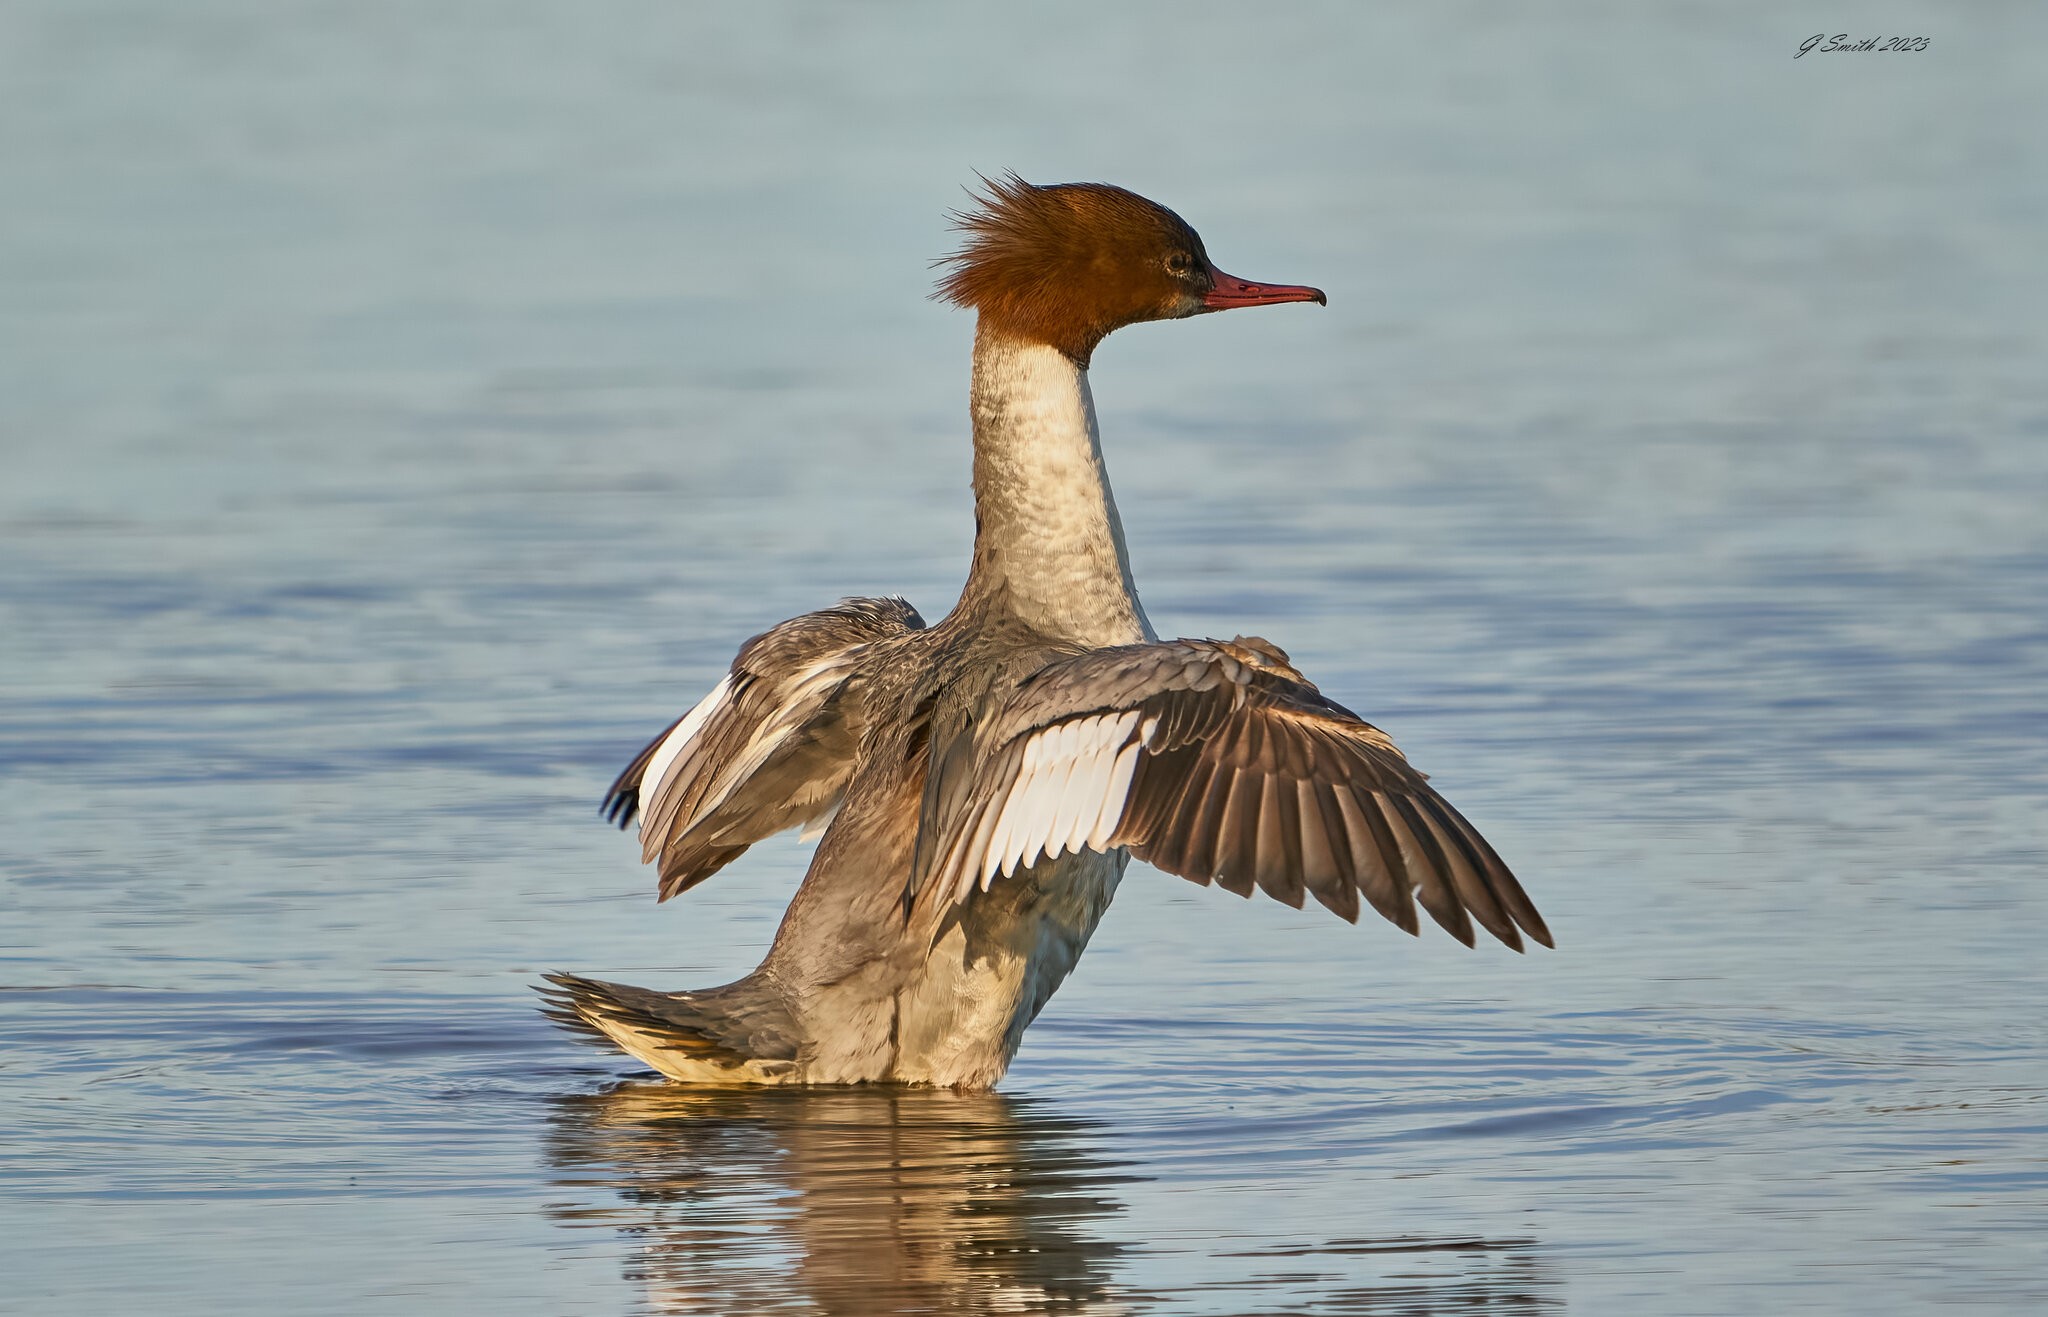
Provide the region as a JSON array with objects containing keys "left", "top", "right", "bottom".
[{"left": 541, "top": 175, "right": 1550, "bottom": 1089}]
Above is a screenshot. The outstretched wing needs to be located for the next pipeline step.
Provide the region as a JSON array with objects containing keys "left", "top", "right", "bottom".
[
  {"left": 913, "top": 637, "right": 1550, "bottom": 950},
  {"left": 604, "top": 597, "right": 924, "bottom": 900}
]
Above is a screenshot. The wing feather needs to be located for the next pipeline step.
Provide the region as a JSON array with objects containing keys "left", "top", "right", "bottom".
[
  {"left": 1179, "top": 757, "right": 1220, "bottom": 893},
  {"left": 1435, "top": 794, "right": 1554, "bottom": 948},
  {"left": 1028, "top": 722, "right": 1081, "bottom": 864},
  {"left": 1414, "top": 794, "right": 1518, "bottom": 950},
  {"left": 963, "top": 749, "right": 1023, "bottom": 897},
  {"left": 1259, "top": 774, "right": 1305, "bottom": 909},
  {"left": 1380, "top": 792, "right": 1473, "bottom": 946},
  {"left": 910, "top": 637, "right": 1549, "bottom": 952},
  {"left": 1211, "top": 766, "right": 1259, "bottom": 898},
  {"left": 603, "top": 597, "right": 923, "bottom": 900},
  {"left": 1297, "top": 780, "right": 1359, "bottom": 923},
  {"left": 1091, "top": 741, "right": 1143, "bottom": 851},
  {"left": 1049, "top": 732, "right": 1094, "bottom": 858}
]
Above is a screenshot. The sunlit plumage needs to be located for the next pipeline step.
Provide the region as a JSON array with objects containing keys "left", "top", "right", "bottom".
[{"left": 542, "top": 175, "right": 1548, "bottom": 1089}]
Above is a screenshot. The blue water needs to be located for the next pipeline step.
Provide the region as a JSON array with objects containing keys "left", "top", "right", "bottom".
[{"left": 5, "top": 3, "right": 2046, "bottom": 1313}]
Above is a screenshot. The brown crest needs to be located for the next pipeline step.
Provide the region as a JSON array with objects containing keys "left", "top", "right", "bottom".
[{"left": 935, "top": 173, "right": 1213, "bottom": 366}]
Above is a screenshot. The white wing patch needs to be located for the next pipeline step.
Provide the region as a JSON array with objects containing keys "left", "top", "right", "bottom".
[
  {"left": 969, "top": 710, "right": 1142, "bottom": 896},
  {"left": 636, "top": 674, "right": 734, "bottom": 825},
  {"left": 638, "top": 654, "right": 863, "bottom": 860}
]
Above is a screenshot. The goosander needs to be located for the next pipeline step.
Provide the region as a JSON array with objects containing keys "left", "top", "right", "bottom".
[{"left": 542, "top": 176, "right": 1550, "bottom": 1089}]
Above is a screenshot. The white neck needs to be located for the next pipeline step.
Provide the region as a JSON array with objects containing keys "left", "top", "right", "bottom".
[{"left": 962, "top": 335, "right": 1153, "bottom": 647}]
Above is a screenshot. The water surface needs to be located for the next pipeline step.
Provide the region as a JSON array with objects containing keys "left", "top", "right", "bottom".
[{"left": 5, "top": 3, "right": 2046, "bottom": 1313}]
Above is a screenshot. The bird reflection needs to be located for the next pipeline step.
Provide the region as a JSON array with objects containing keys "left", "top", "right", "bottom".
[
  {"left": 544, "top": 1079, "right": 1559, "bottom": 1315},
  {"left": 543, "top": 1081, "right": 1136, "bottom": 1315}
]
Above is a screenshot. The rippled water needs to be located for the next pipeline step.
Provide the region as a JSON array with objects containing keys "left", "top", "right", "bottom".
[{"left": 5, "top": 3, "right": 2046, "bottom": 1313}]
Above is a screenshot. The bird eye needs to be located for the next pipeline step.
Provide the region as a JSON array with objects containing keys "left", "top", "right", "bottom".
[{"left": 1165, "top": 252, "right": 1194, "bottom": 276}]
